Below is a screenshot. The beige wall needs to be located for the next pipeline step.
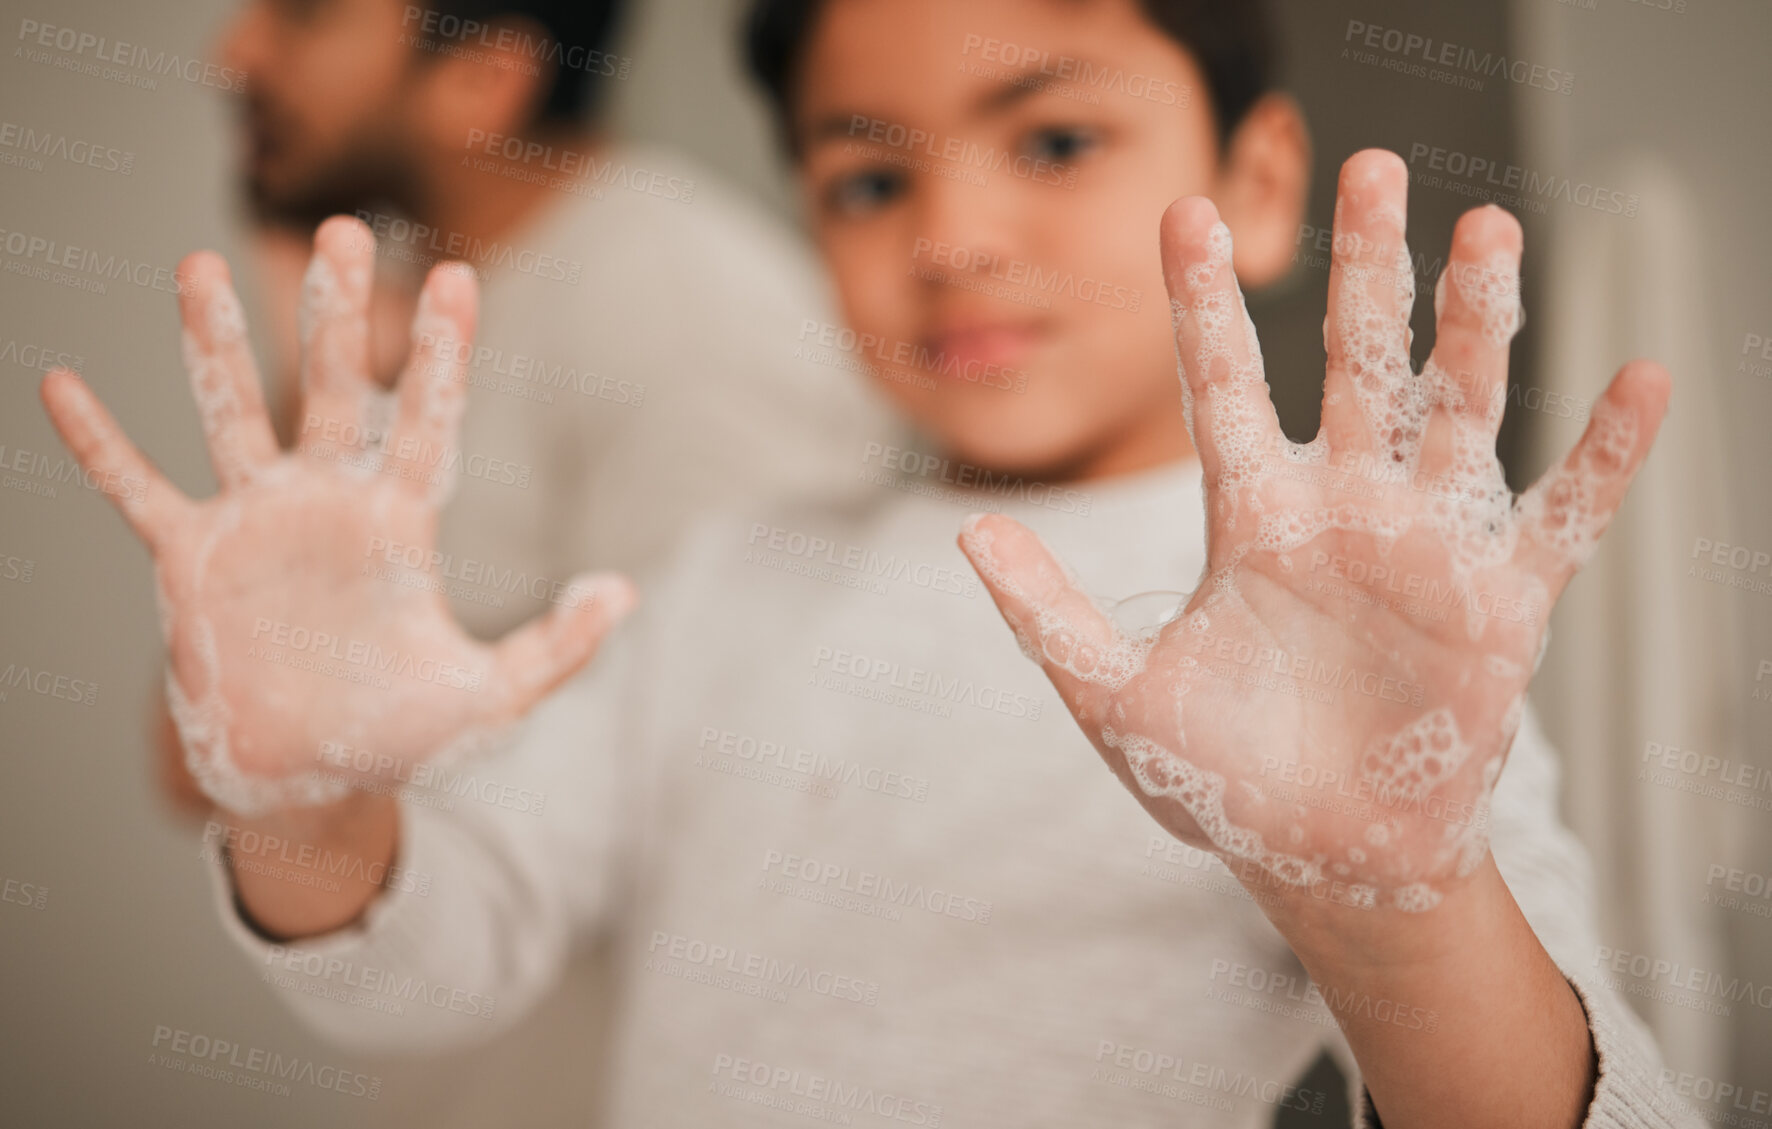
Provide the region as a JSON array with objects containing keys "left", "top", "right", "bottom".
[{"left": 1510, "top": 0, "right": 1772, "bottom": 1093}]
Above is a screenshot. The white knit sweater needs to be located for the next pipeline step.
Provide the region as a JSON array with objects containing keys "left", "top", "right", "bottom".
[{"left": 207, "top": 455, "right": 1702, "bottom": 1128}]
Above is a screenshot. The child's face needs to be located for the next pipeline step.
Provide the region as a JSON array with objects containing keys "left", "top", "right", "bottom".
[{"left": 795, "top": 0, "right": 1239, "bottom": 480}]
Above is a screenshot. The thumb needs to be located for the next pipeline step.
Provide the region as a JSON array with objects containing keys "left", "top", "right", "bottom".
[
  {"left": 957, "top": 512, "right": 1142, "bottom": 720},
  {"left": 482, "top": 572, "right": 638, "bottom": 723}
]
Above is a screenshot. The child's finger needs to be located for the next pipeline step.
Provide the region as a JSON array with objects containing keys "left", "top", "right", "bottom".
[
  {"left": 295, "top": 216, "right": 377, "bottom": 460},
  {"left": 1418, "top": 205, "right": 1524, "bottom": 477},
  {"left": 1159, "top": 196, "right": 1283, "bottom": 497},
  {"left": 382, "top": 262, "right": 478, "bottom": 506},
  {"left": 1516, "top": 360, "right": 1670, "bottom": 593},
  {"left": 177, "top": 252, "right": 280, "bottom": 489},
  {"left": 39, "top": 368, "right": 197, "bottom": 551},
  {"left": 1320, "top": 150, "right": 1425, "bottom": 471},
  {"left": 958, "top": 512, "right": 1138, "bottom": 721},
  {"left": 482, "top": 573, "right": 638, "bottom": 722}
]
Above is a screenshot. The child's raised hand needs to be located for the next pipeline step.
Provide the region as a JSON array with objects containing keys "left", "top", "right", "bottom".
[
  {"left": 39, "top": 217, "right": 634, "bottom": 818},
  {"left": 959, "top": 149, "right": 1668, "bottom": 913}
]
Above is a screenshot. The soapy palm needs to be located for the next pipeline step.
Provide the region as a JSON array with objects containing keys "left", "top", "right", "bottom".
[
  {"left": 40, "top": 218, "right": 632, "bottom": 816},
  {"left": 960, "top": 151, "right": 1668, "bottom": 910}
]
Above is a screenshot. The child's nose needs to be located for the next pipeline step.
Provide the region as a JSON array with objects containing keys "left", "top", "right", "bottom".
[{"left": 909, "top": 177, "right": 1022, "bottom": 276}]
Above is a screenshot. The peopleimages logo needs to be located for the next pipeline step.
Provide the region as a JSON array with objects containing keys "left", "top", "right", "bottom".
[
  {"left": 1092, "top": 1039, "right": 1327, "bottom": 1114},
  {"left": 0, "top": 442, "right": 147, "bottom": 503},
  {"left": 699, "top": 724, "right": 932, "bottom": 802},
  {"left": 911, "top": 239, "right": 1143, "bottom": 312},
  {"left": 353, "top": 210, "right": 584, "bottom": 284},
  {"left": 1305, "top": 551, "right": 1540, "bottom": 626},
  {"left": 747, "top": 522, "right": 980, "bottom": 600},
  {"left": 1741, "top": 331, "right": 1772, "bottom": 380},
  {"left": 315, "top": 740, "right": 548, "bottom": 815},
  {"left": 151, "top": 1025, "right": 381, "bottom": 1100},
  {"left": 415, "top": 333, "right": 645, "bottom": 406},
  {"left": 798, "top": 322, "right": 1028, "bottom": 393},
  {"left": 0, "top": 121, "right": 133, "bottom": 175},
  {"left": 2, "top": 877, "right": 47, "bottom": 910},
  {"left": 0, "top": 659, "right": 97, "bottom": 706},
  {"left": 364, "top": 536, "right": 593, "bottom": 610},
  {"left": 647, "top": 930, "right": 882, "bottom": 1006},
  {"left": 460, "top": 130, "right": 695, "bottom": 203},
  {"left": 1191, "top": 630, "right": 1428, "bottom": 708},
  {"left": 248, "top": 617, "right": 485, "bottom": 692},
  {"left": 261, "top": 944, "right": 495, "bottom": 1020},
  {"left": 201, "top": 820, "right": 432, "bottom": 895},
  {"left": 0, "top": 336, "right": 83, "bottom": 374},
  {"left": 400, "top": 6, "right": 631, "bottom": 78},
  {"left": 761, "top": 848, "right": 993, "bottom": 924},
  {"left": 844, "top": 114, "right": 1077, "bottom": 188},
  {"left": 860, "top": 442, "right": 1091, "bottom": 514},
  {"left": 1343, "top": 20, "right": 1575, "bottom": 94},
  {"left": 15, "top": 19, "right": 248, "bottom": 93},
  {"left": 710, "top": 1052, "right": 943, "bottom": 1126},
  {"left": 1594, "top": 946, "right": 1772, "bottom": 1011},
  {"left": 959, "top": 34, "right": 1190, "bottom": 109},
  {"left": 1654, "top": 1071, "right": 1766, "bottom": 1120},
  {"left": 1407, "top": 144, "right": 1639, "bottom": 217},
  {"left": 0, "top": 227, "right": 193, "bottom": 296},
  {"left": 811, "top": 643, "right": 1045, "bottom": 722},
  {"left": 1207, "top": 959, "right": 1440, "bottom": 1033}
]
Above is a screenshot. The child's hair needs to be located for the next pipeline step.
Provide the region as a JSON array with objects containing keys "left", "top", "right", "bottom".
[{"left": 744, "top": 0, "right": 1278, "bottom": 156}]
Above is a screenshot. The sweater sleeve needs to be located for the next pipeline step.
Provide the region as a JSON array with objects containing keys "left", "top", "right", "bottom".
[
  {"left": 199, "top": 624, "right": 644, "bottom": 1056},
  {"left": 1347, "top": 702, "right": 1705, "bottom": 1129}
]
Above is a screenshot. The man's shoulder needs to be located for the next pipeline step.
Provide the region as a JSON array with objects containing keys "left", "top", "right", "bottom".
[{"left": 546, "top": 140, "right": 825, "bottom": 297}]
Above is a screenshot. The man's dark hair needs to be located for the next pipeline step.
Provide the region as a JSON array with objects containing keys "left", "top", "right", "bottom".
[
  {"left": 415, "top": 0, "right": 628, "bottom": 124},
  {"left": 745, "top": 0, "right": 1277, "bottom": 154}
]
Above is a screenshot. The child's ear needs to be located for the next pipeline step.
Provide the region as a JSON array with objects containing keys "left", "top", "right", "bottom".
[{"left": 1213, "top": 93, "right": 1311, "bottom": 290}]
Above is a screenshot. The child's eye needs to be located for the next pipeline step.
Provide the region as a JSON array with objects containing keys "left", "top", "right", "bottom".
[
  {"left": 1020, "top": 125, "right": 1101, "bottom": 165},
  {"left": 824, "top": 168, "right": 906, "bottom": 218}
]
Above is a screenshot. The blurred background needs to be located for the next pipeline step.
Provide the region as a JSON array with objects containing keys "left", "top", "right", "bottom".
[{"left": 1, "top": 0, "right": 1767, "bottom": 1125}]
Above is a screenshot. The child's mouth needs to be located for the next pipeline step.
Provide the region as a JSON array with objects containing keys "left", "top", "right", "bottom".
[{"left": 921, "top": 321, "right": 1047, "bottom": 376}]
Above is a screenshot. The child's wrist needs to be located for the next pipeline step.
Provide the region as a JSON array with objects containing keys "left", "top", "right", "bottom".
[{"left": 1253, "top": 854, "right": 1506, "bottom": 977}]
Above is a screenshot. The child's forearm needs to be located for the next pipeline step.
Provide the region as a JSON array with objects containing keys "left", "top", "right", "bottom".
[{"left": 1265, "top": 855, "right": 1596, "bottom": 1129}]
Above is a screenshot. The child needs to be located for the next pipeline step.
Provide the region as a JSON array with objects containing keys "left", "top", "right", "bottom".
[{"left": 41, "top": 0, "right": 1695, "bottom": 1125}]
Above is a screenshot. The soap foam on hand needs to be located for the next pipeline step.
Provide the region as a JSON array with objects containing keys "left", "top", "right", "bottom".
[
  {"left": 39, "top": 219, "right": 636, "bottom": 822},
  {"left": 959, "top": 152, "right": 1668, "bottom": 914}
]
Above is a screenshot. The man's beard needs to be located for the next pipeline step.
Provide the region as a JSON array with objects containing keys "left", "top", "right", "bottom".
[{"left": 242, "top": 144, "right": 423, "bottom": 235}]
